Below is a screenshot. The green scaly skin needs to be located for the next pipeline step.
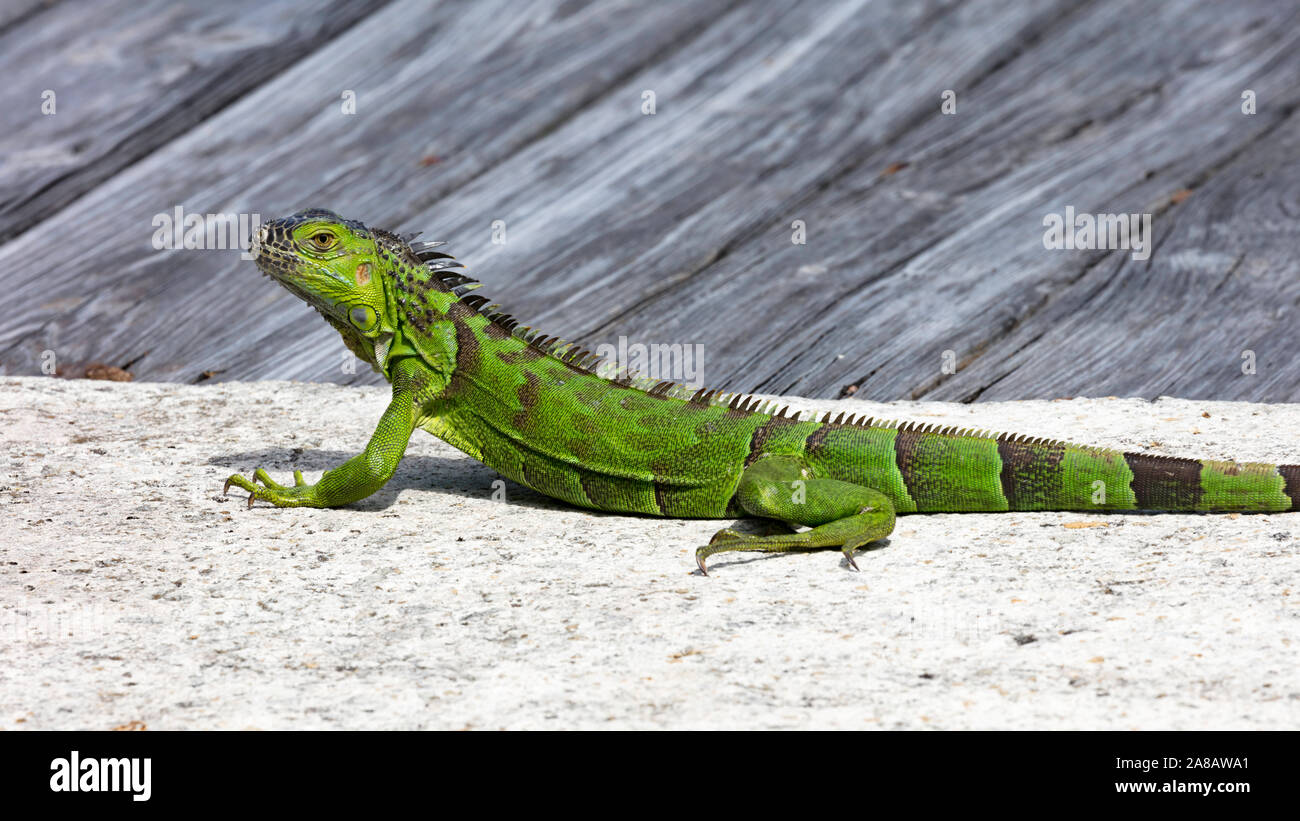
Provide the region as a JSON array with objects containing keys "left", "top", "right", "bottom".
[{"left": 223, "top": 209, "right": 1300, "bottom": 574}]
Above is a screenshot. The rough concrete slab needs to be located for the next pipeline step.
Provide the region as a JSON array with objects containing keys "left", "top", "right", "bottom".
[{"left": 2, "top": 376, "right": 1298, "bottom": 729}]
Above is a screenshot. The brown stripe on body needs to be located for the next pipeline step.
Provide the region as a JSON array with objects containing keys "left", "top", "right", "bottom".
[
  {"left": 579, "top": 473, "right": 610, "bottom": 508},
  {"left": 653, "top": 480, "right": 670, "bottom": 514},
  {"left": 513, "top": 371, "right": 542, "bottom": 429},
  {"left": 647, "top": 478, "right": 707, "bottom": 517},
  {"left": 451, "top": 316, "right": 479, "bottom": 371},
  {"left": 892, "top": 427, "right": 925, "bottom": 499},
  {"left": 496, "top": 346, "right": 542, "bottom": 365},
  {"left": 579, "top": 471, "right": 651, "bottom": 514},
  {"left": 745, "top": 415, "right": 797, "bottom": 468},
  {"left": 521, "top": 461, "right": 550, "bottom": 495},
  {"left": 1123, "top": 452, "right": 1203, "bottom": 510},
  {"left": 996, "top": 437, "right": 1066, "bottom": 510},
  {"left": 803, "top": 423, "right": 833, "bottom": 457},
  {"left": 1279, "top": 465, "right": 1300, "bottom": 511},
  {"left": 482, "top": 318, "right": 511, "bottom": 340},
  {"left": 446, "top": 301, "right": 478, "bottom": 322},
  {"left": 521, "top": 459, "right": 583, "bottom": 508}
]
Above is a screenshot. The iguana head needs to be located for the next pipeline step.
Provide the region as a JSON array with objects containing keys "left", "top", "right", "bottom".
[
  {"left": 251, "top": 209, "right": 393, "bottom": 364},
  {"left": 252, "top": 208, "right": 474, "bottom": 377}
]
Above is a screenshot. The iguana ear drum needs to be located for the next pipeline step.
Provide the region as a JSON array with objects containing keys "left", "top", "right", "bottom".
[
  {"left": 349, "top": 305, "right": 376, "bottom": 330},
  {"left": 355, "top": 262, "right": 371, "bottom": 285}
]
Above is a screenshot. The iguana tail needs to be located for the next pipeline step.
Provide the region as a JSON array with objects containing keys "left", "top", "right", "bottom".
[
  {"left": 698, "top": 423, "right": 1298, "bottom": 574},
  {"left": 803, "top": 421, "right": 1300, "bottom": 513},
  {"left": 991, "top": 437, "right": 1300, "bottom": 513}
]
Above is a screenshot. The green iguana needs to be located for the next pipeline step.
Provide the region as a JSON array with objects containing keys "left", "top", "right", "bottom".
[{"left": 224, "top": 209, "right": 1300, "bottom": 573}]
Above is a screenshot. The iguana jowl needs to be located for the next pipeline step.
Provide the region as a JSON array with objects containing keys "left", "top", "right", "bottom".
[{"left": 224, "top": 209, "right": 1300, "bottom": 573}]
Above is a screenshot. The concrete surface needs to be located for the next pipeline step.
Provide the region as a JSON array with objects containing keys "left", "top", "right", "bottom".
[{"left": 2, "top": 375, "right": 1298, "bottom": 729}]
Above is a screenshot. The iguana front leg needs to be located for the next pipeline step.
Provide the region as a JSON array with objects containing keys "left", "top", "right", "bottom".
[
  {"left": 696, "top": 455, "right": 896, "bottom": 574},
  {"left": 223, "top": 358, "right": 429, "bottom": 508}
]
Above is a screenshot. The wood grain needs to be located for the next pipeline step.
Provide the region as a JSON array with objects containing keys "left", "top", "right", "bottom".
[
  {"left": 927, "top": 105, "right": 1300, "bottom": 402},
  {"left": 0, "top": 0, "right": 388, "bottom": 242},
  {"left": 0, "top": 0, "right": 741, "bottom": 381},
  {"left": 564, "top": 0, "right": 1300, "bottom": 401},
  {"left": 1, "top": 0, "right": 1298, "bottom": 405}
]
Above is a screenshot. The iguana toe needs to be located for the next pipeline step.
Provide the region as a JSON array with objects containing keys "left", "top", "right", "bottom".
[{"left": 223, "top": 471, "right": 317, "bottom": 508}]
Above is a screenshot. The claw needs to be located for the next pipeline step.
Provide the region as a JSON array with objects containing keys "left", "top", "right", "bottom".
[
  {"left": 221, "top": 470, "right": 316, "bottom": 510},
  {"left": 695, "top": 548, "right": 710, "bottom": 576},
  {"left": 843, "top": 540, "right": 867, "bottom": 571}
]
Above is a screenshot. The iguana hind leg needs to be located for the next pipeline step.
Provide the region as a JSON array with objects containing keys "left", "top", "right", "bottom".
[{"left": 696, "top": 455, "right": 896, "bottom": 575}]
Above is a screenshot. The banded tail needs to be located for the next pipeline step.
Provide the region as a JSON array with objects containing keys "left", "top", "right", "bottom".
[
  {"left": 991, "top": 436, "right": 1300, "bottom": 513},
  {"left": 795, "top": 418, "right": 1300, "bottom": 514}
]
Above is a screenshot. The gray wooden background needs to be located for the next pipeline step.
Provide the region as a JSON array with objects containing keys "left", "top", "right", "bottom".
[{"left": 3, "top": 0, "right": 1298, "bottom": 402}]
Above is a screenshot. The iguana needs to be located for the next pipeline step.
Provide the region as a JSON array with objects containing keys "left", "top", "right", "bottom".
[{"left": 224, "top": 209, "right": 1300, "bottom": 573}]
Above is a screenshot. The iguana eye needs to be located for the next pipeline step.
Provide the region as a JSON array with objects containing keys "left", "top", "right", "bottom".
[
  {"left": 349, "top": 305, "right": 376, "bottom": 330},
  {"left": 311, "top": 232, "right": 335, "bottom": 250}
]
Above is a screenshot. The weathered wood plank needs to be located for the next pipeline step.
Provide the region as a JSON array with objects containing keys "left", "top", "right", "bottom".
[
  {"left": 0, "top": 0, "right": 742, "bottom": 381},
  {"left": 0, "top": 0, "right": 388, "bottom": 243},
  {"left": 201, "top": 0, "right": 1079, "bottom": 384},
  {"left": 0, "top": 0, "right": 55, "bottom": 33},
  {"left": 925, "top": 105, "right": 1300, "bottom": 402},
  {"left": 570, "top": 0, "right": 1300, "bottom": 402},
  {"left": 402, "top": 0, "right": 1075, "bottom": 378},
  {"left": 4, "top": 0, "right": 1298, "bottom": 406}
]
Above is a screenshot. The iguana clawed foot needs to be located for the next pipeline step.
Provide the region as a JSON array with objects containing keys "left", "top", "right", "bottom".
[
  {"left": 707, "top": 521, "right": 793, "bottom": 544},
  {"left": 223, "top": 468, "right": 318, "bottom": 508},
  {"left": 694, "top": 515, "right": 888, "bottom": 575}
]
